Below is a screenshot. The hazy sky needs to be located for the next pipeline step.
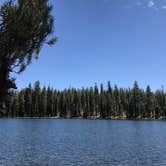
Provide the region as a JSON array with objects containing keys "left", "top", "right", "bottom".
[{"left": 12, "top": 0, "right": 166, "bottom": 90}]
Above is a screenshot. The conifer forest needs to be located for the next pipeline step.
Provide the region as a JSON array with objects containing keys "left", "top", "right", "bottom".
[{"left": 3, "top": 80, "right": 166, "bottom": 119}]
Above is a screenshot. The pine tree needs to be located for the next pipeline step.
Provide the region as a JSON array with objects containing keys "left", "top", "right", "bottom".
[
  {"left": 145, "top": 85, "right": 154, "bottom": 118},
  {"left": 113, "top": 85, "right": 120, "bottom": 118},
  {"left": 106, "top": 81, "right": 113, "bottom": 118},
  {"left": 18, "top": 90, "right": 25, "bottom": 116},
  {"left": 100, "top": 84, "right": 106, "bottom": 118},
  {"left": 47, "top": 86, "right": 54, "bottom": 116},
  {"left": 11, "top": 93, "right": 19, "bottom": 117},
  {"left": 4, "top": 80, "right": 166, "bottom": 120},
  {"left": 94, "top": 83, "right": 99, "bottom": 117},
  {"left": 33, "top": 81, "right": 41, "bottom": 116},
  {"left": 24, "top": 84, "right": 32, "bottom": 117},
  {"left": 40, "top": 86, "right": 47, "bottom": 117},
  {"left": 132, "top": 81, "right": 141, "bottom": 118},
  {"left": 0, "top": 0, "right": 56, "bottom": 112}
]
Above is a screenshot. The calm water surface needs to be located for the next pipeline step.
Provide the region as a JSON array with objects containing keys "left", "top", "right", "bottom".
[{"left": 0, "top": 119, "right": 166, "bottom": 166}]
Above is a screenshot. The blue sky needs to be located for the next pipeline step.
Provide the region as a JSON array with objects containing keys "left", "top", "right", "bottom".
[{"left": 14, "top": 0, "right": 166, "bottom": 90}]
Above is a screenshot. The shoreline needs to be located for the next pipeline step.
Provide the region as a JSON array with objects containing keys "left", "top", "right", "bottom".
[{"left": 0, "top": 116, "right": 166, "bottom": 120}]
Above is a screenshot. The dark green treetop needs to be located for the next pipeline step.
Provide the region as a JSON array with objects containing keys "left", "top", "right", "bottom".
[{"left": 0, "top": 0, "right": 56, "bottom": 112}]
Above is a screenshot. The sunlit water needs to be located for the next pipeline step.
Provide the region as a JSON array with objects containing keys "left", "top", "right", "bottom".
[{"left": 0, "top": 119, "right": 166, "bottom": 166}]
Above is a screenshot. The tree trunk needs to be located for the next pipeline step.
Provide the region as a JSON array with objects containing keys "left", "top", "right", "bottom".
[
  {"left": 0, "top": 57, "right": 9, "bottom": 115},
  {"left": 0, "top": 57, "right": 16, "bottom": 115}
]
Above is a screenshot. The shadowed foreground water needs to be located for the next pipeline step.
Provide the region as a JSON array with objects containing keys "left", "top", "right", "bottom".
[{"left": 0, "top": 119, "right": 166, "bottom": 166}]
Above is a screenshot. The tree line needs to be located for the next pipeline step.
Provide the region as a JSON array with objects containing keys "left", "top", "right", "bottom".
[{"left": 3, "top": 81, "right": 166, "bottom": 119}]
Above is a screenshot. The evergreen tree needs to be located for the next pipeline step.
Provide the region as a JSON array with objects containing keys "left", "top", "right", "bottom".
[
  {"left": 18, "top": 90, "right": 25, "bottom": 116},
  {"left": 100, "top": 84, "right": 106, "bottom": 118},
  {"left": 33, "top": 81, "right": 41, "bottom": 116},
  {"left": 24, "top": 84, "right": 32, "bottom": 117},
  {"left": 132, "top": 81, "right": 141, "bottom": 118},
  {"left": 11, "top": 93, "right": 19, "bottom": 117},
  {"left": 40, "top": 86, "right": 47, "bottom": 117},
  {"left": 0, "top": 0, "right": 56, "bottom": 113},
  {"left": 3, "top": 80, "right": 166, "bottom": 120},
  {"left": 113, "top": 85, "right": 120, "bottom": 117},
  {"left": 145, "top": 85, "right": 154, "bottom": 118},
  {"left": 47, "top": 86, "right": 54, "bottom": 116},
  {"left": 94, "top": 83, "right": 99, "bottom": 117},
  {"left": 106, "top": 81, "right": 113, "bottom": 118}
]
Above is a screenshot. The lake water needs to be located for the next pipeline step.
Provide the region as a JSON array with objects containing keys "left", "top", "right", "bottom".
[{"left": 0, "top": 119, "right": 166, "bottom": 166}]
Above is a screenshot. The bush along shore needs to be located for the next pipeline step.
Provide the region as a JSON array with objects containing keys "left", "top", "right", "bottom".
[{"left": 1, "top": 81, "right": 166, "bottom": 120}]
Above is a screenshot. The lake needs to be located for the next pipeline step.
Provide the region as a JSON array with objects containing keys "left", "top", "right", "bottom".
[{"left": 0, "top": 119, "right": 166, "bottom": 166}]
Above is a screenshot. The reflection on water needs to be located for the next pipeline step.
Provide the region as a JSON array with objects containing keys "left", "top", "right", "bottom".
[{"left": 0, "top": 119, "right": 166, "bottom": 166}]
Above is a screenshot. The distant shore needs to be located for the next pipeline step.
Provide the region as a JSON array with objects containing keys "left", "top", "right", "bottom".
[
  {"left": 0, "top": 116, "right": 165, "bottom": 120},
  {"left": 3, "top": 81, "right": 166, "bottom": 122}
]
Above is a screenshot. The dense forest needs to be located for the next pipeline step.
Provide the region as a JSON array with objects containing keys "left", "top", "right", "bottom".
[{"left": 2, "top": 81, "right": 166, "bottom": 119}]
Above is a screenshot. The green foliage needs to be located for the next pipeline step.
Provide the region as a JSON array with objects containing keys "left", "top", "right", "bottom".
[
  {"left": 4, "top": 81, "right": 166, "bottom": 119},
  {"left": 0, "top": 0, "right": 56, "bottom": 112},
  {"left": 0, "top": 0, "right": 55, "bottom": 71}
]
